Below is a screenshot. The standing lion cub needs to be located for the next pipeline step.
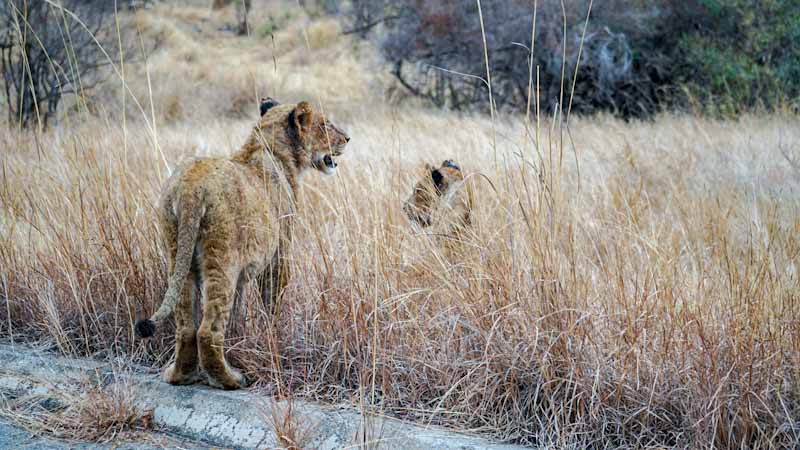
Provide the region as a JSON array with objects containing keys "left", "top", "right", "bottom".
[{"left": 136, "top": 99, "right": 349, "bottom": 390}]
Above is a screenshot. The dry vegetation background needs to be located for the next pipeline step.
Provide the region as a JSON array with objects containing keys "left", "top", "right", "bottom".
[{"left": 1, "top": 0, "right": 799, "bottom": 448}]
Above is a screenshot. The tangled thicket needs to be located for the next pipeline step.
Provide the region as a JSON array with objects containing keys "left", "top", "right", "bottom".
[
  {"left": 0, "top": 0, "right": 127, "bottom": 127},
  {"left": 327, "top": 0, "right": 800, "bottom": 118}
]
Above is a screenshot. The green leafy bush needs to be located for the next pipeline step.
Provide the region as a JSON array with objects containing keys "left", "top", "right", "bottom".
[{"left": 678, "top": 0, "right": 800, "bottom": 115}]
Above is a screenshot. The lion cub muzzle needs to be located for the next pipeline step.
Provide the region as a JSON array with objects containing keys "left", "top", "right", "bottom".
[
  {"left": 313, "top": 151, "right": 339, "bottom": 175},
  {"left": 313, "top": 138, "right": 348, "bottom": 175},
  {"left": 315, "top": 123, "right": 349, "bottom": 175}
]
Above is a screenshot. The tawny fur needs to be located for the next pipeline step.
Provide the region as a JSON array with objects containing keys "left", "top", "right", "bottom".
[
  {"left": 403, "top": 159, "right": 474, "bottom": 245},
  {"left": 136, "top": 101, "right": 349, "bottom": 390}
]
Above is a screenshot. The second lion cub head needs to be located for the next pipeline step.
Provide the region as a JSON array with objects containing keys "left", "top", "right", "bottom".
[{"left": 403, "top": 159, "right": 473, "bottom": 232}]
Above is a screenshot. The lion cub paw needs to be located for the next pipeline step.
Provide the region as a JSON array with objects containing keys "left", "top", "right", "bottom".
[
  {"left": 163, "top": 365, "right": 205, "bottom": 386},
  {"left": 206, "top": 368, "right": 250, "bottom": 390}
]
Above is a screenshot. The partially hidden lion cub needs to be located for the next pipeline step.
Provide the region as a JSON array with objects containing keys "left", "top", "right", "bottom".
[
  {"left": 403, "top": 159, "right": 474, "bottom": 245},
  {"left": 135, "top": 98, "right": 349, "bottom": 390}
]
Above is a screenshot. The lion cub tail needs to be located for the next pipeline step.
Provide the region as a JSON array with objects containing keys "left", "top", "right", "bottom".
[{"left": 135, "top": 192, "right": 203, "bottom": 339}]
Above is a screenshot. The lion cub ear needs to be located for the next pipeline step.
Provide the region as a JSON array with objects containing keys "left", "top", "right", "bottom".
[
  {"left": 431, "top": 168, "right": 444, "bottom": 189},
  {"left": 260, "top": 97, "right": 279, "bottom": 116},
  {"left": 292, "top": 101, "right": 314, "bottom": 131},
  {"left": 441, "top": 159, "right": 460, "bottom": 170}
]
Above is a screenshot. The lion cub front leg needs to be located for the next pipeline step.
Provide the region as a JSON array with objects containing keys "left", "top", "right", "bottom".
[{"left": 197, "top": 262, "right": 248, "bottom": 390}]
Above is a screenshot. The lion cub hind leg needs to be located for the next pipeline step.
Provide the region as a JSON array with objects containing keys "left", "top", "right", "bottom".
[
  {"left": 197, "top": 260, "right": 248, "bottom": 390},
  {"left": 163, "top": 275, "right": 204, "bottom": 385}
]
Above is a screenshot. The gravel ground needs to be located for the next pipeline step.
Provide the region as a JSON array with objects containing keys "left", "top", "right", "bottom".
[{"left": 0, "top": 420, "right": 213, "bottom": 450}]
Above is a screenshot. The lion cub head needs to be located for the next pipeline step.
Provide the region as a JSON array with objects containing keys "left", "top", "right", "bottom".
[
  {"left": 403, "top": 159, "right": 473, "bottom": 231},
  {"left": 288, "top": 101, "right": 349, "bottom": 175},
  {"left": 250, "top": 99, "right": 350, "bottom": 177}
]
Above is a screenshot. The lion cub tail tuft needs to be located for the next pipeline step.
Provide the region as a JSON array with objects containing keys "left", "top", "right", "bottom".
[{"left": 135, "top": 318, "right": 156, "bottom": 338}]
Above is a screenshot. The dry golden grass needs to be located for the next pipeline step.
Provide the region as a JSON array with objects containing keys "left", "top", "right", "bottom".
[
  {"left": 0, "top": 372, "right": 152, "bottom": 443},
  {"left": 1, "top": 1, "right": 798, "bottom": 448}
]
